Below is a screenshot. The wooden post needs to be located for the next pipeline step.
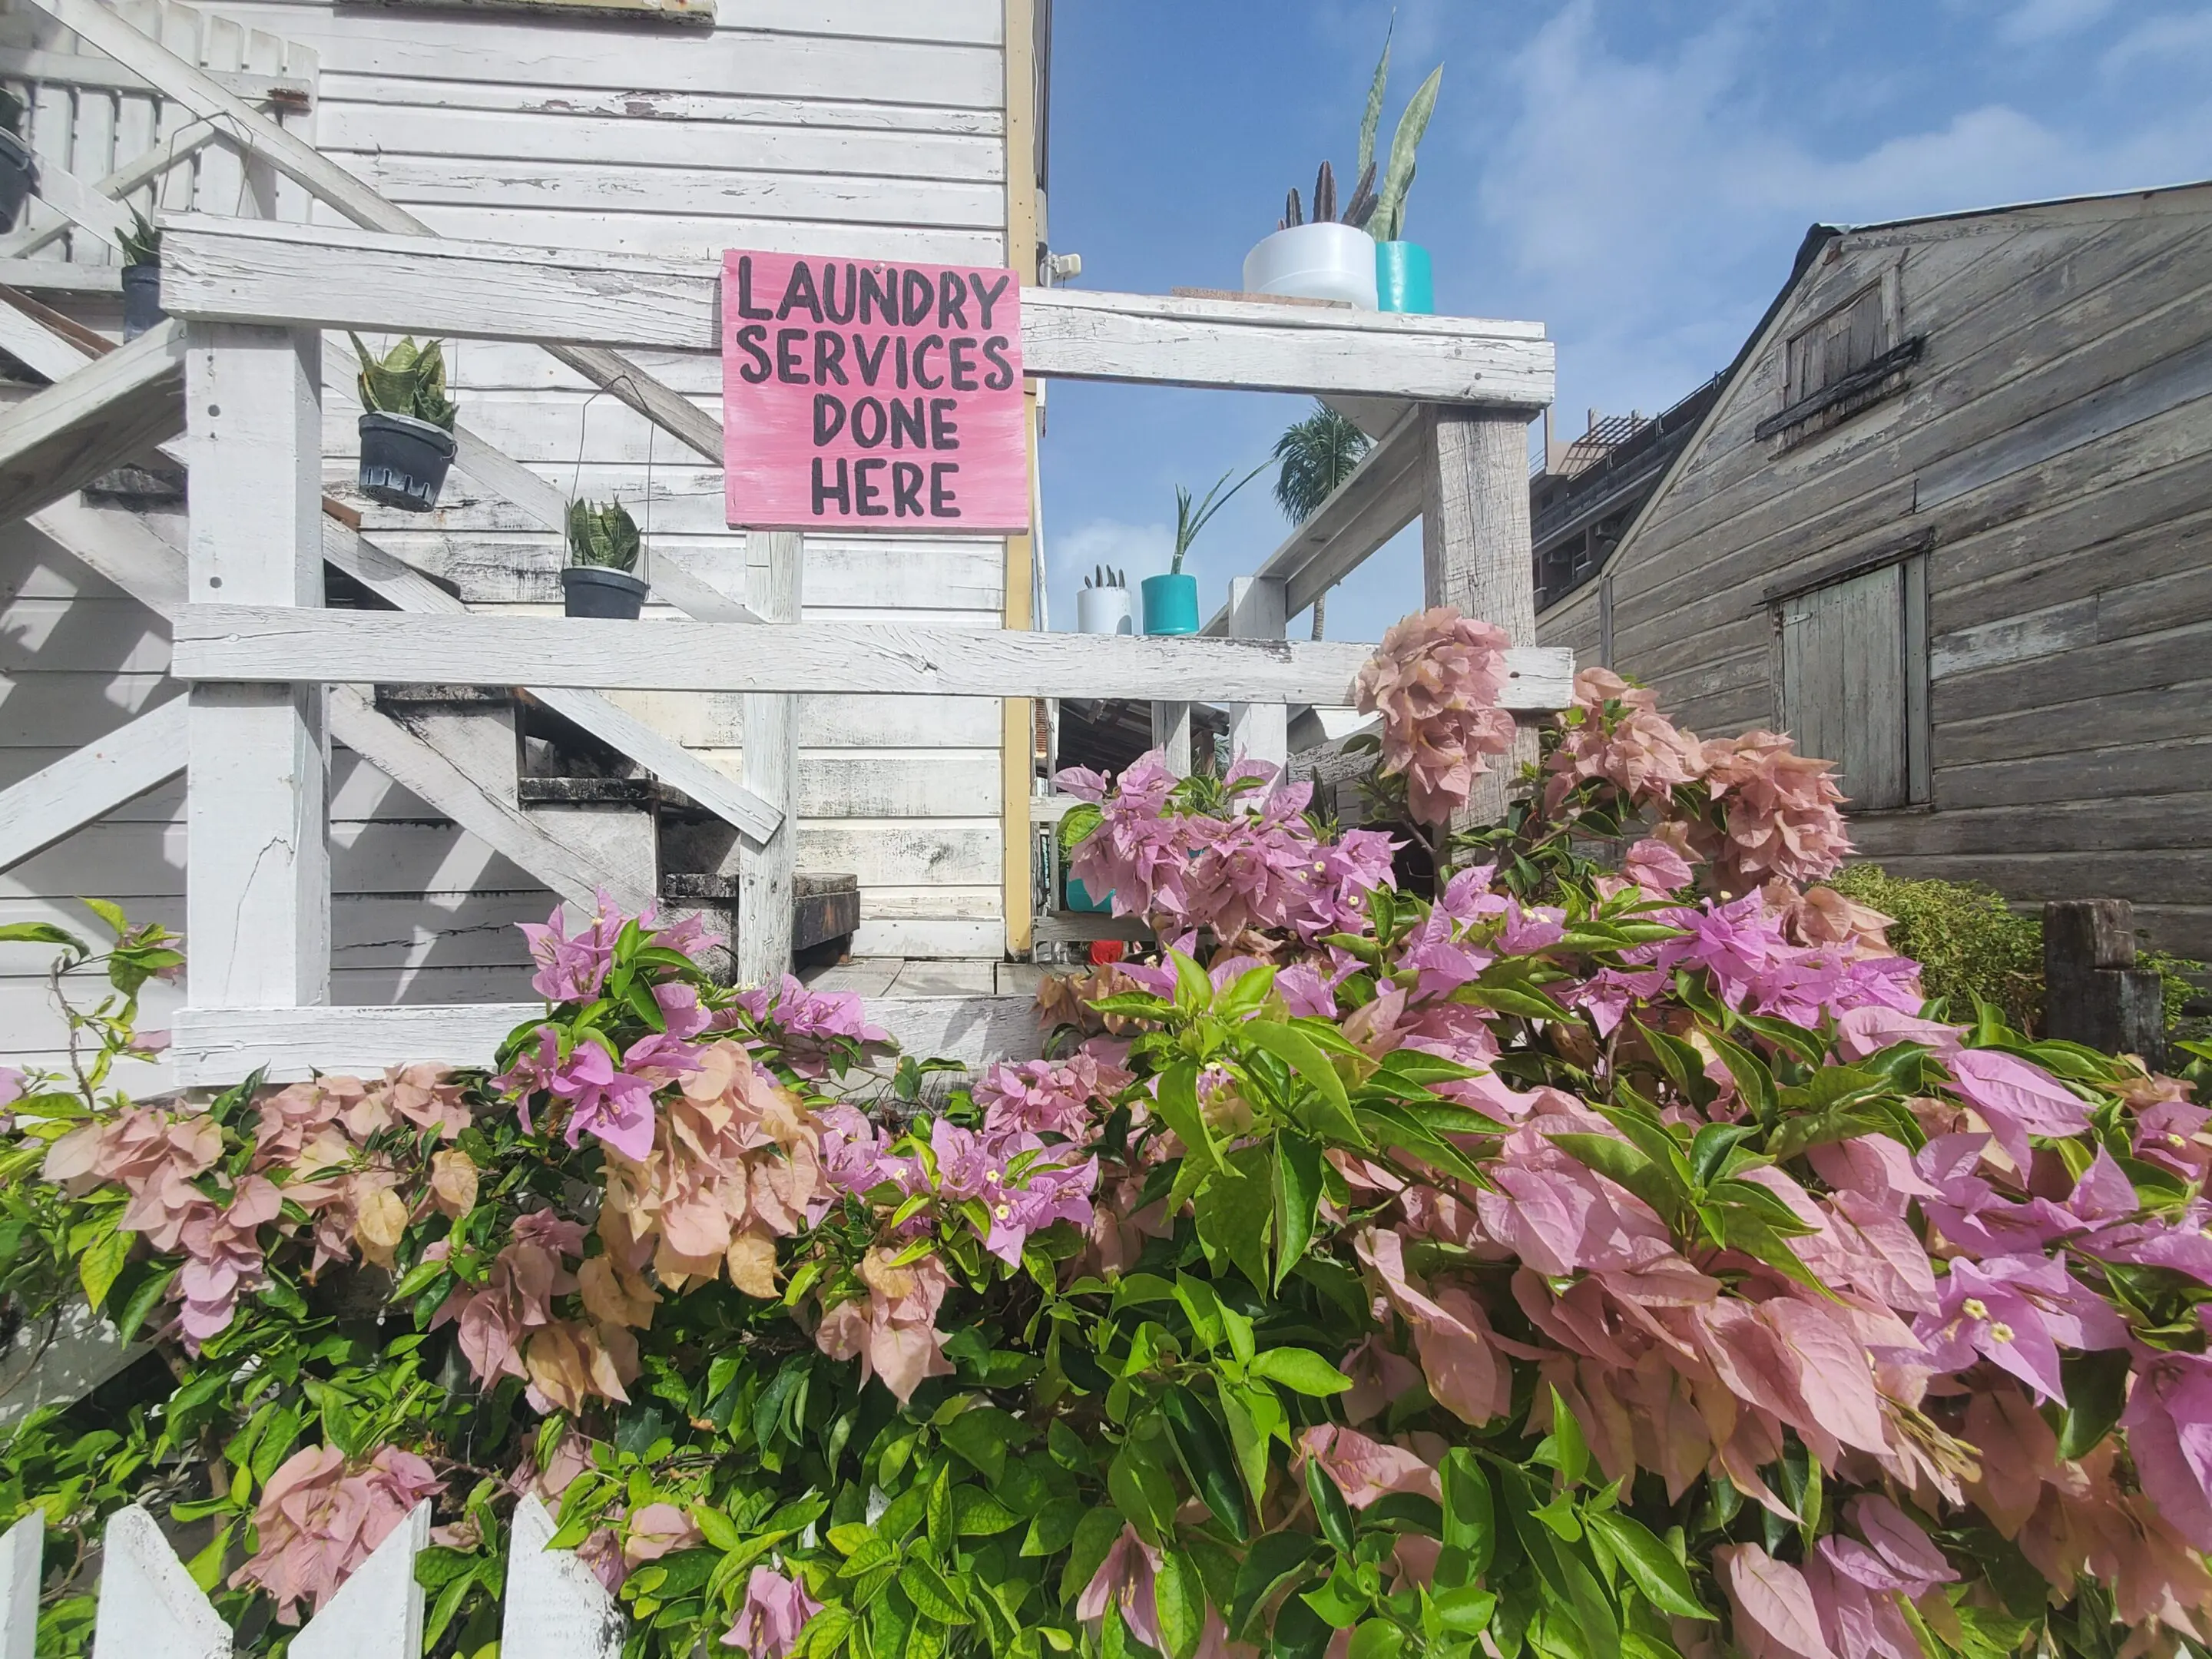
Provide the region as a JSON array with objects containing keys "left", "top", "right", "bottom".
[
  {"left": 1422, "top": 406, "right": 1539, "bottom": 826},
  {"left": 184, "top": 323, "right": 328, "bottom": 1008},
  {"left": 1, "top": 1512, "right": 38, "bottom": 1659},
  {"left": 2045, "top": 899, "right": 2164, "bottom": 1065},
  {"left": 1226, "top": 574, "right": 1288, "bottom": 770},
  {"left": 1153, "top": 700, "right": 1192, "bottom": 777},
  {"left": 737, "top": 529, "right": 802, "bottom": 985}
]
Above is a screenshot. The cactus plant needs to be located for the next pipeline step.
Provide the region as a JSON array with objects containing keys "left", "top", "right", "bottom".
[
  {"left": 566, "top": 497, "right": 641, "bottom": 572},
  {"left": 349, "top": 333, "right": 458, "bottom": 431},
  {"left": 118, "top": 207, "right": 161, "bottom": 269},
  {"left": 1273, "top": 22, "right": 1439, "bottom": 240}
]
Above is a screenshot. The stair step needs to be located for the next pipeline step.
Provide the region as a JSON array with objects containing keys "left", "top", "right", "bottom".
[
  {"left": 661, "top": 870, "right": 859, "bottom": 953},
  {"left": 518, "top": 775, "right": 660, "bottom": 806}
]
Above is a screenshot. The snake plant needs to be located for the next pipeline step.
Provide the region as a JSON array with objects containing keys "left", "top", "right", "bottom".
[
  {"left": 566, "top": 498, "right": 641, "bottom": 573},
  {"left": 349, "top": 333, "right": 458, "bottom": 430}
]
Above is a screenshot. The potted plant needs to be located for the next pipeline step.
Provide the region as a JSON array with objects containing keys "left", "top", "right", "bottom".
[
  {"left": 0, "top": 92, "right": 31, "bottom": 231},
  {"left": 1242, "top": 157, "right": 1380, "bottom": 308},
  {"left": 562, "top": 497, "right": 647, "bottom": 618},
  {"left": 351, "top": 333, "right": 458, "bottom": 512},
  {"left": 1240, "top": 28, "right": 1442, "bottom": 314},
  {"left": 1075, "top": 564, "right": 1132, "bottom": 634},
  {"left": 118, "top": 209, "right": 164, "bottom": 340},
  {"left": 1141, "top": 463, "right": 1261, "bottom": 636},
  {"left": 1358, "top": 28, "right": 1443, "bottom": 313}
]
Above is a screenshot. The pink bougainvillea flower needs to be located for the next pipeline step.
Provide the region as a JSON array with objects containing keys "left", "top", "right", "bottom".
[
  {"left": 813, "top": 1247, "right": 954, "bottom": 1402},
  {"left": 1077, "top": 1524, "right": 1163, "bottom": 1648},
  {"left": 1621, "top": 836, "right": 1696, "bottom": 895},
  {"left": 1544, "top": 667, "right": 1707, "bottom": 815},
  {"left": 519, "top": 889, "right": 624, "bottom": 1004},
  {"left": 623, "top": 1502, "right": 703, "bottom": 1566},
  {"left": 2123, "top": 1349, "right": 2212, "bottom": 1548},
  {"left": 1718, "top": 1543, "right": 1837, "bottom": 1659},
  {"left": 230, "top": 1445, "right": 442, "bottom": 1624},
  {"left": 551, "top": 1041, "right": 659, "bottom": 1161},
  {"left": 722, "top": 1567, "right": 822, "bottom": 1659},
  {"left": 1353, "top": 607, "right": 1517, "bottom": 826},
  {"left": 1298, "top": 1425, "right": 1441, "bottom": 1508},
  {"left": 1915, "top": 1252, "right": 2126, "bottom": 1402},
  {"left": 1357, "top": 1227, "right": 1512, "bottom": 1425},
  {"left": 1941, "top": 1048, "right": 2092, "bottom": 1169}
]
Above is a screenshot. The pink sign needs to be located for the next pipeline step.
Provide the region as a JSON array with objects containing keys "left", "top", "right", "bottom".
[{"left": 721, "top": 250, "right": 1029, "bottom": 533}]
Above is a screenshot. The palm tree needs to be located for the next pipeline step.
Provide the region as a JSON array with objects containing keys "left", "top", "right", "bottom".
[{"left": 1271, "top": 402, "right": 1371, "bottom": 637}]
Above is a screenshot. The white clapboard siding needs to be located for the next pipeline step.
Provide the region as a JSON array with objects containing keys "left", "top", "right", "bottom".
[
  {"left": 313, "top": 76, "right": 1004, "bottom": 136},
  {"left": 314, "top": 104, "right": 1005, "bottom": 181}
]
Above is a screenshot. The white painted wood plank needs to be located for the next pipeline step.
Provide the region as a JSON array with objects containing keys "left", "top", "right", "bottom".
[
  {"left": 0, "top": 696, "right": 187, "bottom": 873},
  {"left": 0, "top": 1513, "right": 36, "bottom": 1659},
  {"left": 0, "top": 121, "right": 218, "bottom": 260},
  {"left": 327, "top": 687, "right": 640, "bottom": 913},
  {"left": 174, "top": 605, "right": 1579, "bottom": 709},
  {"left": 802, "top": 956, "right": 902, "bottom": 995},
  {"left": 185, "top": 323, "right": 329, "bottom": 1010},
  {"left": 1226, "top": 574, "right": 1288, "bottom": 770},
  {"left": 1204, "top": 409, "right": 1428, "bottom": 629},
  {"left": 292, "top": 1502, "right": 429, "bottom": 1659},
  {"left": 160, "top": 217, "right": 1554, "bottom": 405},
  {"left": 92, "top": 1507, "right": 230, "bottom": 1659},
  {"left": 0, "top": 258, "right": 122, "bottom": 293},
  {"left": 0, "top": 320, "right": 185, "bottom": 523},
  {"left": 314, "top": 77, "right": 1003, "bottom": 137},
  {"left": 0, "top": 1296, "right": 144, "bottom": 1432},
  {"left": 0, "top": 45, "right": 312, "bottom": 104},
  {"left": 737, "top": 529, "right": 802, "bottom": 985},
  {"left": 314, "top": 100, "right": 1005, "bottom": 180},
  {"left": 503, "top": 1495, "right": 624, "bottom": 1659},
  {"left": 170, "top": 988, "right": 1043, "bottom": 1081},
  {"left": 317, "top": 518, "right": 782, "bottom": 844}
]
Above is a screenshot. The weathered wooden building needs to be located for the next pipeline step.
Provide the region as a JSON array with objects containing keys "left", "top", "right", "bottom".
[{"left": 1538, "top": 183, "right": 2212, "bottom": 957}]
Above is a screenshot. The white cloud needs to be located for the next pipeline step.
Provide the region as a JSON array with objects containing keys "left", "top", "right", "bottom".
[
  {"left": 2000, "top": 0, "right": 2117, "bottom": 44},
  {"left": 1465, "top": 0, "right": 2212, "bottom": 423}
]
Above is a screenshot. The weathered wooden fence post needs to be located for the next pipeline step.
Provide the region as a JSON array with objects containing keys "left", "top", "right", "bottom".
[
  {"left": 1227, "top": 573, "right": 1289, "bottom": 771},
  {"left": 1422, "top": 406, "right": 1539, "bottom": 827},
  {"left": 2044, "top": 899, "right": 2164, "bottom": 1065},
  {"left": 184, "top": 322, "right": 329, "bottom": 1009},
  {"left": 1152, "top": 700, "right": 1193, "bottom": 777},
  {"left": 737, "top": 529, "right": 803, "bottom": 985}
]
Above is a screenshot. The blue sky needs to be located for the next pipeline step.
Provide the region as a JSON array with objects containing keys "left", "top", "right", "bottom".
[{"left": 1035, "top": 0, "right": 2212, "bottom": 644}]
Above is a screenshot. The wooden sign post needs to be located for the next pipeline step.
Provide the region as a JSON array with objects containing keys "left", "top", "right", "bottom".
[{"left": 721, "top": 251, "right": 1030, "bottom": 981}]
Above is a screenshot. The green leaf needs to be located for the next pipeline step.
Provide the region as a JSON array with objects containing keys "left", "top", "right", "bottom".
[
  {"left": 78, "top": 1220, "right": 131, "bottom": 1313},
  {"left": 1584, "top": 1512, "right": 1710, "bottom": 1619},
  {"left": 1171, "top": 948, "right": 1215, "bottom": 1015},
  {"left": 1154, "top": 1551, "right": 1206, "bottom": 1659},
  {"left": 1300, "top": 1564, "right": 1369, "bottom": 1628},
  {"left": 1347, "top": 1620, "right": 1405, "bottom": 1659},
  {"left": 1538, "top": 1388, "right": 1588, "bottom": 1488},
  {"left": 1194, "top": 1149, "right": 1273, "bottom": 1293},
  {"left": 1154, "top": 1062, "right": 1220, "bottom": 1173},
  {"left": 694, "top": 1506, "right": 744, "bottom": 1552},
  {"left": 1440, "top": 1450, "right": 1493, "bottom": 1575},
  {"left": 952, "top": 1487, "right": 1022, "bottom": 1538},
  {"left": 1161, "top": 1385, "right": 1250, "bottom": 1542},
  {"left": 1303, "top": 1457, "right": 1356, "bottom": 1556},
  {"left": 1220, "top": 1384, "right": 1276, "bottom": 1514},
  {"left": 114, "top": 1263, "right": 177, "bottom": 1342},
  {"left": 897, "top": 1558, "right": 969, "bottom": 1625},
  {"left": 1108, "top": 1435, "right": 1181, "bottom": 1541},
  {"left": 1061, "top": 1508, "right": 1124, "bottom": 1607},
  {"left": 1241, "top": 1022, "right": 1356, "bottom": 1133},
  {"left": 1271, "top": 1134, "right": 1325, "bottom": 1289},
  {"left": 942, "top": 1406, "right": 1022, "bottom": 1485},
  {"left": 1355, "top": 20, "right": 1390, "bottom": 184},
  {"left": 1271, "top": 1594, "right": 1335, "bottom": 1659},
  {"left": 0, "top": 921, "right": 86, "bottom": 950},
  {"left": 1173, "top": 1273, "right": 1226, "bottom": 1351},
  {"left": 1022, "top": 1497, "right": 1086, "bottom": 1558},
  {"left": 2057, "top": 1348, "right": 2132, "bottom": 1459},
  {"left": 1231, "top": 1532, "right": 1322, "bottom": 1641},
  {"left": 1700, "top": 1028, "right": 1777, "bottom": 1123},
  {"left": 1248, "top": 1349, "right": 1353, "bottom": 1397}
]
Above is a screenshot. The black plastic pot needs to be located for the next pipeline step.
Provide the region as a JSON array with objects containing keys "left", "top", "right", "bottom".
[
  {"left": 0, "top": 131, "right": 31, "bottom": 232},
  {"left": 121, "top": 263, "right": 163, "bottom": 340},
  {"left": 562, "top": 565, "right": 648, "bottom": 619},
  {"left": 358, "top": 410, "right": 455, "bottom": 512}
]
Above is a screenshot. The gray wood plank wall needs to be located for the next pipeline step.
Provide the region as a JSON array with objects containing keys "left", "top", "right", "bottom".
[{"left": 1536, "top": 187, "right": 2212, "bottom": 956}]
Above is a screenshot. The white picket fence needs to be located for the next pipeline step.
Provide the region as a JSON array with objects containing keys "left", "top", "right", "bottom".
[{"left": 2, "top": 1494, "right": 624, "bottom": 1659}]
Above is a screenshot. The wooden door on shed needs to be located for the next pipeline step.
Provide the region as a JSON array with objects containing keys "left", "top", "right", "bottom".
[{"left": 1777, "top": 561, "right": 1915, "bottom": 811}]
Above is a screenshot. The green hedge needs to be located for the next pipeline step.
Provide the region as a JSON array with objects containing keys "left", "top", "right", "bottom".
[{"left": 1829, "top": 863, "right": 2203, "bottom": 1035}]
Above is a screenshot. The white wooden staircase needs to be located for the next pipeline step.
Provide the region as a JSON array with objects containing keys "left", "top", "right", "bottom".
[{"left": 0, "top": 0, "right": 863, "bottom": 988}]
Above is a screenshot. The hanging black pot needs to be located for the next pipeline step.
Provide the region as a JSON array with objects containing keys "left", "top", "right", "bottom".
[
  {"left": 358, "top": 409, "right": 455, "bottom": 512},
  {"left": 121, "top": 264, "right": 163, "bottom": 340},
  {"left": 0, "top": 131, "right": 32, "bottom": 232},
  {"left": 561, "top": 565, "right": 648, "bottom": 619}
]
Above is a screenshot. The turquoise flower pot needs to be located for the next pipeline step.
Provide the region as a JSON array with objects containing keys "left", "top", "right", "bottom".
[
  {"left": 1065, "top": 876, "right": 1114, "bottom": 913},
  {"left": 1376, "top": 241, "right": 1434, "bottom": 314},
  {"left": 1141, "top": 571, "right": 1200, "bottom": 636}
]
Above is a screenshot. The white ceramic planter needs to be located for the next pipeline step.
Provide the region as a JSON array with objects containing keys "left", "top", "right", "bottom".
[
  {"left": 1076, "top": 585, "right": 1133, "bottom": 635},
  {"left": 1242, "top": 222, "right": 1379, "bottom": 310}
]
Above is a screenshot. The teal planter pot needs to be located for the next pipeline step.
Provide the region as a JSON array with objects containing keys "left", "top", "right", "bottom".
[
  {"left": 1065, "top": 876, "right": 1114, "bottom": 913},
  {"left": 1376, "top": 241, "right": 1434, "bottom": 314},
  {"left": 1141, "top": 572, "right": 1200, "bottom": 636}
]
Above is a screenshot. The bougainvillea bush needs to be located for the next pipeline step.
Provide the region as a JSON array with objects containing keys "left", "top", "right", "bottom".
[{"left": 6, "top": 607, "right": 2212, "bottom": 1659}]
